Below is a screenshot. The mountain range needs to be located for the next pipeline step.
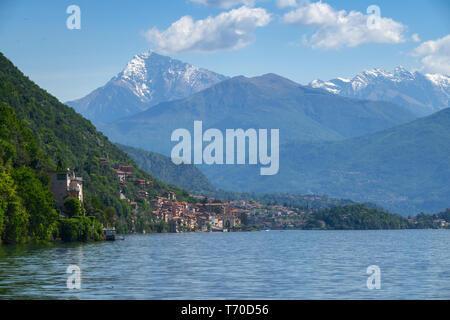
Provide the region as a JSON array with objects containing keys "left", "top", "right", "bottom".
[
  {"left": 66, "top": 51, "right": 228, "bottom": 124},
  {"left": 63, "top": 52, "right": 450, "bottom": 215},
  {"left": 309, "top": 67, "right": 450, "bottom": 116},
  {"left": 199, "top": 107, "right": 450, "bottom": 215},
  {"left": 100, "top": 73, "right": 416, "bottom": 155}
]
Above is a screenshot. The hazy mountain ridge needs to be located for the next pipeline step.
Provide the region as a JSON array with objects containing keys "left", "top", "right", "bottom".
[
  {"left": 101, "top": 73, "right": 416, "bottom": 155},
  {"left": 199, "top": 107, "right": 450, "bottom": 215},
  {"left": 309, "top": 67, "right": 450, "bottom": 116},
  {"left": 66, "top": 51, "right": 228, "bottom": 124}
]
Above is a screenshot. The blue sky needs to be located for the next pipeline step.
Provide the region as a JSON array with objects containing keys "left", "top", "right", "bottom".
[{"left": 0, "top": 0, "right": 449, "bottom": 102}]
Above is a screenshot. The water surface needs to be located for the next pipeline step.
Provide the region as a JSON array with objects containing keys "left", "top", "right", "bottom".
[{"left": 0, "top": 230, "right": 449, "bottom": 299}]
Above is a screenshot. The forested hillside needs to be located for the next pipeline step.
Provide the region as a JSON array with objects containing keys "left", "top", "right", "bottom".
[
  {"left": 0, "top": 52, "right": 193, "bottom": 242},
  {"left": 0, "top": 101, "right": 59, "bottom": 244}
]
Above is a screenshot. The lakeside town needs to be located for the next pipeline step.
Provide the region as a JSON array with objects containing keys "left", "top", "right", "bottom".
[
  {"left": 49, "top": 158, "right": 450, "bottom": 235},
  {"left": 48, "top": 158, "right": 326, "bottom": 233}
]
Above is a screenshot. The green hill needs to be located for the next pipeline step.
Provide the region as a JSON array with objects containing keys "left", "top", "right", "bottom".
[{"left": 0, "top": 52, "right": 193, "bottom": 241}]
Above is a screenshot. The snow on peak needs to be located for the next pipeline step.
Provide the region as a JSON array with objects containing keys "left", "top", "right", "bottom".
[
  {"left": 425, "top": 73, "right": 450, "bottom": 87},
  {"left": 337, "top": 77, "right": 351, "bottom": 83},
  {"left": 110, "top": 51, "right": 227, "bottom": 104},
  {"left": 308, "top": 66, "right": 450, "bottom": 115}
]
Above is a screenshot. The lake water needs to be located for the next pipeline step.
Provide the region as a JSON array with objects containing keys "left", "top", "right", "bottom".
[{"left": 0, "top": 230, "right": 449, "bottom": 299}]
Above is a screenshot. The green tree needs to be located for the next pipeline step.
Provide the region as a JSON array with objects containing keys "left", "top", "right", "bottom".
[
  {"left": 64, "top": 197, "right": 81, "bottom": 218},
  {"left": 0, "top": 168, "right": 29, "bottom": 243},
  {"left": 12, "top": 167, "right": 58, "bottom": 240}
]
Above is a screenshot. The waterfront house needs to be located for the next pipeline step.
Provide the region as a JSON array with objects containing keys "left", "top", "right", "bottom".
[{"left": 50, "top": 168, "right": 83, "bottom": 209}]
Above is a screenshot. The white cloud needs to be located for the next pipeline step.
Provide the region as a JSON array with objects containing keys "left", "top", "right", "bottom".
[
  {"left": 282, "top": 1, "right": 406, "bottom": 49},
  {"left": 413, "top": 34, "right": 450, "bottom": 75},
  {"left": 189, "top": 0, "right": 255, "bottom": 9},
  {"left": 276, "top": 0, "right": 297, "bottom": 9},
  {"left": 144, "top": 6, "right": 271, "bottom": 54}
]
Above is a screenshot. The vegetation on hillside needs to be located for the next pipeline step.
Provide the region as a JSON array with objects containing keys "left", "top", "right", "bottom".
[
  {"left": 305, "top": 204, "right": 410, "bottom": 230},
  {"left": 116, "top": 143, "right": 216, "bottom": 193},
  {"left": 0, "top": 101, "right": 59, "bottom": 244},
  {"left": 0, "top": 52, "right": 194, "bottom": 243}
]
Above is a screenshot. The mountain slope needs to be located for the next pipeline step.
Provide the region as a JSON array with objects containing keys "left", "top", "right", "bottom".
[
  {"left": 199, "top": 108, "right": 450, "bottom": 215},
  {"left": 0, "top": 52, "right": 193, "bottom": 234},
  {"left": 101, "top": 73, "right": 416, "bottom": 155},
  {"left": 66, "top": 51, "right": 228, "bottom": 124},
  {"left": 116, "top": 143, "right": 216, "bottom": 193},
  {"left": 310, "top": 67, "right": 450, "bottom": 116},
  {"left": 115, "top": 144, "right": 361, "bottom": 211}
]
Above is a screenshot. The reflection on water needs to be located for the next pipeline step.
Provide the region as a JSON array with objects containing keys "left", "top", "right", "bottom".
[{"left": 0, "top": 230, "right": 449, "bottom": 299}]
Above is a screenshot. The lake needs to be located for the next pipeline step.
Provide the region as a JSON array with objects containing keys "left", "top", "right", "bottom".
[{"left": 0, "top": 230, "right": 449, "bottom": 299}]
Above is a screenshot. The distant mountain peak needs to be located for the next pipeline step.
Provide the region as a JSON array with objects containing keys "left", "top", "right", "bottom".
[
  {"left": 113, "top": 51, "right": 225, "bottom": 103},
  {"left": 309, "top": 67, "right": 450, "bottom": 116},
  {"left": 425, "top": 73, "right": 450, "bottom": 88},
  {"left": 66, "top": 51, "right": 228, "bottom": 124}
]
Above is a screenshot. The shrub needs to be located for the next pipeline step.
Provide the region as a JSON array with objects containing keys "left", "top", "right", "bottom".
[
  {"left": 58, "top": 216, "right": 104, "bottom": 242},
  {"left": 64, "top": 197, "right": 81, "bottom": 218}
]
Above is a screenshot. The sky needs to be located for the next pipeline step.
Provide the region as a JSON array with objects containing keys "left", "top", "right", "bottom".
[{"left": 0, "top": 0, "right": 449, "bottom": 102}]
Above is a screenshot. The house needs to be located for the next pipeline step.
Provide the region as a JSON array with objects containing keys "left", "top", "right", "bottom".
[
  {"left": 119, "top": 165, "right": 133, "bottom": 174},
  {"left": 222, "top": 206, "right": 240, "bottom": 230},
  {"left": 169, "top": 216, "right": 183, "bottom": 233},
  {"left": 50, "top": 168, "right": 83, "bottom": 209},
  {"left": 130, "top": 202, "right": 138, "bottom": 211},
  {"left": 114, "top": 169, "right": 127, "bottom": 183},
  {"left": 196, "top": 215, "right": 209, "bottom": 231},
  {"left": 166, "top": 191, "right": 176, "bottom": 201},
  {"left": 68, "top": 177, "right": 83, "bottom": 202},
  {"left": 135, "top": 179, "right": 146, "bottom": 187},
  {"left": 138, "top": 190, "right": 149, "bottom": 198}
]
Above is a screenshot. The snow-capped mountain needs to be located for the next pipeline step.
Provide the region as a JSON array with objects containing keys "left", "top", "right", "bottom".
[
  {"left": 66, "top": 51, "right": 228, "bottom": 124},
  {"left": 309, "top": 67, "right": 450, "bottom": 116}
]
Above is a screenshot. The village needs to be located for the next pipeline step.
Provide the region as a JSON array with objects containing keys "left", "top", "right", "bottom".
[
  {"left": 103, "top": 158, "right": 321, "bottom": 233},
  {"left": 110, "top": 160, "right": 245, "bottom": 233},
  {"left": 49, "top": 157, "right": 328, "bottom": 233},
  {"left": 49, "top": 159, "right": 248, "bottom": 233},
  {"left": 49, "top": 158, "right": 450, "bottom": 235}
]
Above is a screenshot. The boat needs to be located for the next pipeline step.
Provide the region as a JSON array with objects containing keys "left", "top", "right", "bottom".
[{"left": 104, "top": 228, "right": 116, "bottom": 241}]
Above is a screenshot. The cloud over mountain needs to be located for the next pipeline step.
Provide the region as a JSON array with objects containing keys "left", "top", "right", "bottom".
[
  {"left": 413, "top": 34, "right": 450, "bottom": 75},
  {"left": 281, "top": 1, "right": 406, "bottom": 49},
  {"left": 145, "top": 6, "right": 271, "bottom": 54}
]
